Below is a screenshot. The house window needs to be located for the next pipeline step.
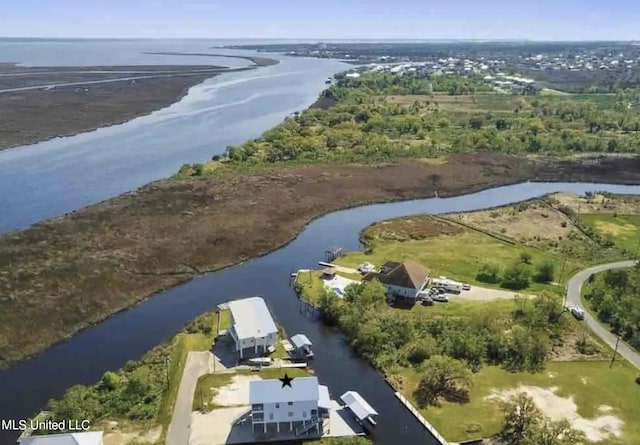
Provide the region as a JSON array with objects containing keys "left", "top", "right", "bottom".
[
  {"left": 253, "top": 413, "right": 264, "bottom": 422},
  {"left": 302, "top": 411, "right": 307, "bottom": 418},
  {"left": 275, "top": 403, "right": 280, "bottom": 408},
  {"left": 287, "top": 401, "right": 293, "bottom": 406},
  {"left": 288, "top": 412, "right": 293, "bottom": 417},
  {"left": 311, "top": 409, "right": 318, "bottom": 417},
  {"left": 269, "top": 413, "right": 274, "bottom": 420},
  {"left": 252, "top": 404, "right": 264, "bottom": 411}
]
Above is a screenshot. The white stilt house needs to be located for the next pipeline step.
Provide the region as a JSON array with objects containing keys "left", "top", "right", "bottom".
[
  {"left": 228, "top": 297, "right": 278, "bottom": 358},
  {"left": 250, "top": 377, "right": 331, "bottom": 435}
]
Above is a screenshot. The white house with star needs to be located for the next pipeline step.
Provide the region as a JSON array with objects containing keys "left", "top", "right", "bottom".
[{"left": 249, "top": 376, "right": 331, "bottom": 435}]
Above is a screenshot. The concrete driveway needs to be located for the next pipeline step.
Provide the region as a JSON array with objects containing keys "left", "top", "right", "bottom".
[
  {"left": 566, "top": 260, "right": 640, "bottom": 370},
  {"left": 166, "top": 351, "right": 213, "bottom": 445}
]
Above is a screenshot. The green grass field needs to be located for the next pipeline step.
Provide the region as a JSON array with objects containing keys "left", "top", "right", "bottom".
[
  {"left": 295, "top": 270, "right": 326, "bottom": 305},
  {"left": 396, "top": 361, "right": 640, "bottom": 444},
  {"left": 581, "top": 213, "right": 640, "bottom": 253},
  {"left": 335, "top": 230, "right": 580, "bottom": 294}
]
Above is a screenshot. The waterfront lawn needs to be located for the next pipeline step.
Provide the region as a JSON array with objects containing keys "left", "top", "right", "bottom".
[
  {"left": 581, "top": 213, "right": 640, "bottom": 253},
  {"left": 395, "top": 360, "right": 640, "bottom": 444},
  {"left": 335, "top": 230, "right": 579, "bottom": 294},
  {"left": 295, "top": 270, "right": 326, "bottom": 305}
]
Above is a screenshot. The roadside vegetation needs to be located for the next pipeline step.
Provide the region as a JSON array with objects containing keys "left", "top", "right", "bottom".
[
  {"left": 584, "top": 267, "right": 640, "bottom": 351},
  {"left": 43, "top": 310, "right": 230, "bottom": 442}
]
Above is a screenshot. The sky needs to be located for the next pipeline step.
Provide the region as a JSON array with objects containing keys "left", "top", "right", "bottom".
[{"left": 1, "top": 0, "right": 639, "bottom": 41}]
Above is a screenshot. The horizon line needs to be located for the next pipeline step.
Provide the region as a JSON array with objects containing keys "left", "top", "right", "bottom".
[{"left": 1, "top": 36, "right": 639, "bottom": 43}]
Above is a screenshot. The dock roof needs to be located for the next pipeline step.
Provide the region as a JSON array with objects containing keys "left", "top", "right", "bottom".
[
  {"left": 340, "top": 391, "right": 378, "bottom": 421},
  {"left": 228, "top": 297, "right": 277, "bottom": 340},
  {"left": 250, "top": 376, "right": 319, "bottom": 404},
  {"left": 290, "top": 334, "right": 312, "bottom": 348}
]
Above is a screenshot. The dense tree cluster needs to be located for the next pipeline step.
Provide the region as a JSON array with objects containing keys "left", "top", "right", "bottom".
[
  {"left": 476, "top": 256, "right": 555, "bottom": 290},
  {"left": 212, "top": 72, "right": 640, "bottom": 168},
  {"left": 318, "top": 281, "right": 569, "bottom": 383},
  {"left": 584, "top": 266, "right": 640, "bottom": 349}
]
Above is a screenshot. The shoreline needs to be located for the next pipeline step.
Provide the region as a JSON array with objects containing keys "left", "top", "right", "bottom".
[
  {"left": 0, "top": 54, "right": 279, "bottom": 151},
  {"left": 0, "top": 73, "right": 213, "bottom": 151},
  {"left": 2, "top": 154, "right": 640, "bottom": 368}
]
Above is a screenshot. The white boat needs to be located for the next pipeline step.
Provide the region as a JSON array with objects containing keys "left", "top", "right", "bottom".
[{"left": 247, "top": 357, "right": 273, "bottom": 366}]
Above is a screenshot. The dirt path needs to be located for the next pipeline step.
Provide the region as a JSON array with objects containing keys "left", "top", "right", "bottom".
[
  {"left": 166, "top": 352, "right": 213, "bottom": 445},
  {"left": 454, "top": 286, "right": 532, "bottom": 301}
]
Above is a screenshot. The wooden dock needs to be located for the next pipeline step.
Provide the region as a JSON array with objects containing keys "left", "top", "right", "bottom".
[{"left": 394, "top": 392, "right": 450, "bottom": 445}]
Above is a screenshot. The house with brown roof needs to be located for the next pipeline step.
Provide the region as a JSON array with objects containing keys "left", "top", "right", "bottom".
[{"left": 362, "top": 260, "right": 430, "bottom": 300}]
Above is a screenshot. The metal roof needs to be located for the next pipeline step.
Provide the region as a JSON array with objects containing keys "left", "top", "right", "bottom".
[
  {"left": 19, "top": 432, "right": 103, "bottom": 445},
  {"left": 290, "top": 334, "right": 312, "bottom": 349},
  {"left": 318, "top": 384, "right": 331, "bottom": 410},
  {"left": 340, "top": 391, "right": 378, "bottom": 421},
  {"left": 228, "top": 297, "right": 277, "bottom": 340},
  {"left": 250, "top": 377, "right": 319, "bottom": 404}
]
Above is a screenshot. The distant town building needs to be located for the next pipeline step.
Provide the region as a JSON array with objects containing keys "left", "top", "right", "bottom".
[
  {"left": 249, "top": 376, "right": 331, "bottom": 435},
  {"left": 362, "top": 260, "right": 430, "bottom": 299},
  {"left": 228, "top": 297, "right": 278, "bottom": 358}
]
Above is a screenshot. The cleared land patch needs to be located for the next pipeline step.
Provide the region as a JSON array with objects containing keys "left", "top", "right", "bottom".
[
  {"left": 385, "top": 93, "right": 523, "bottom": 112},
  {"left": 395, "top": 361, "right": 640, "bottom": 443},
  {"left": 488, "top": 385, "right": 623, "bottom": 442}
]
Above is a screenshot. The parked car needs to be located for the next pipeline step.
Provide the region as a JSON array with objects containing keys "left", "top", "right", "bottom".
[
  {"left": 432, "top": 294, "right": 449, "bottom": 303},
  {"left": 421, "top": 297, "right": 434, "bottom": 306},
  {"left": 570, "top": 307, "right": 585, "bottom": 320},
  {"left": 462, "top": 284, "right": 471, "bottom": 291}
]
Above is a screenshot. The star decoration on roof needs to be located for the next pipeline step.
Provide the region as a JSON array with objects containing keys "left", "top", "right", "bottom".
[{"left": 279, "top": 373, "right": 294, "bottom": 388}]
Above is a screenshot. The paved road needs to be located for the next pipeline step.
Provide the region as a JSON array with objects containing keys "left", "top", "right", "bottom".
[
  {"left": 566, "top": 260, "right": 640, "bottom": 369},
  {"left": 166, "top": 351, "right": 213, "bottom": 445}
]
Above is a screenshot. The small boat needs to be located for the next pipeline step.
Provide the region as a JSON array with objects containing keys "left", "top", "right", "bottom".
[{"left": 247, "top": 357, "right": 272, "bottom": 366}]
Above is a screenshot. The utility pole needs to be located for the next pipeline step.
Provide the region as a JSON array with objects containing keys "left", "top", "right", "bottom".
[
  {"left": 165, "top": 356, "right": 171, "bottom": 387},
  {"left": 610, "top": 334, "right": 621, "bottom": 369}
]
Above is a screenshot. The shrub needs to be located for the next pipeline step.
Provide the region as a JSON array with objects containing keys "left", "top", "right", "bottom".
[
  {"left": 534, "top": 261, "right": 555, "bottom": 283},
  {"left": 502, "top": 263, "right": 531, "bottom": 290},
  {"left": 519, "top": 252, "right": 533, "bottom": 264},
  {"left": 636, "top": 375, "right": 640, "bottom": 385},
  {"left": 477, "top": 262, "right": 502, "bottom": 284}
]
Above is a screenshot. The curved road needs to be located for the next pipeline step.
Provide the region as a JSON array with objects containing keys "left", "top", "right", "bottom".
[{"left": 566, "top": 260, "right": 640, "bottom": 369}]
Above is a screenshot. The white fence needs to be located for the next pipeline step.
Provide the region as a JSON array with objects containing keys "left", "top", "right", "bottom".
[{"left": 394, "top": 392, "right": 449, "bottom": 445}]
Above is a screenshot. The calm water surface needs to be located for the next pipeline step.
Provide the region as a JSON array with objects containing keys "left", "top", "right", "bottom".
[
  {"left": 2, "top": 182, "right": 640, "bottom": 445},
  {"left": 0, "top": 40, "right": 345, "bottom": 232}
]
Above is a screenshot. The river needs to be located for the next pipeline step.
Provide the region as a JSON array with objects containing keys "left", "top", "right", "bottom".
[
  {"left": 3, "top": 181, "right": 640, "bottom": 445},
  {"left": 0, "top": 39, "right": 346, "bottom": 232}
]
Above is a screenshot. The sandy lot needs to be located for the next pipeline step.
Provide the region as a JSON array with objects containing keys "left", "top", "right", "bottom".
[
  {"left": 551, "top": 192, "right": 640, "bottom": 215},
  {"left": 322, "top": 275, "right": 360, "bottom": 297},
  {"left": 212, "top": 375, "right": 261, "bottom": 407},
  {"left": 488, "top": 385, "right": 623, "bottom": 442},
  {"left": 449, "top": 202, "right": 574, "bottom": 246},
  {"left": 454, "top": 285, "right": 532, "bottom": 302},
  {"left": 191, "top": 406, "right": 250, "bottom": 445}
]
